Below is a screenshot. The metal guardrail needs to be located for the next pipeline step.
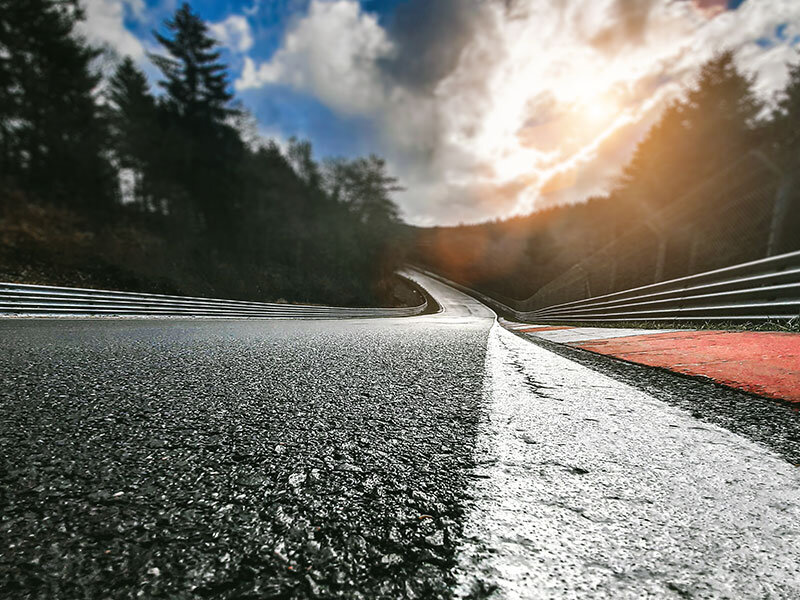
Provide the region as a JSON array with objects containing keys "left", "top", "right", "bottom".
[
  {"left": 421, "top": 250, "right": 800, "bottom": 325},
  {"left": 0, "top": 277, "right": 428, "bottom": 319}
]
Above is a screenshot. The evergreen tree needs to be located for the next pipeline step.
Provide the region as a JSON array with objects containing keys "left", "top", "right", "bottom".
[
  {"left": 616, "top": 51, "right": 762, "bottom": 213},
  {"left": 149, "top": 3, "right": 234, "bottom": 124},
  {"left": 0, "top": 0, "right": 114, "bottom": 210},
  {"left": 680, "top": 51, "right": 763, "bottom": 167},
  {"left": 769, "top": 57, "right": 800, "bottom": 254},
  {"left": 107, "top": 57, "right": 157, "bottom": 209},
  {"left": 149, "top": 2, "right": 243, "bottom": 245},
  {"left": 773, "top": 58, "right": 800, "bottom": 164},
  {"left": 287, "top": 139, "right": 323, "bottom": 192}
]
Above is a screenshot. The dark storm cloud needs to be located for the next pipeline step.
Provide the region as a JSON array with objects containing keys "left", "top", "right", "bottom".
[{"left": 379, "top": 0, "right": 486, "bottom": 90}]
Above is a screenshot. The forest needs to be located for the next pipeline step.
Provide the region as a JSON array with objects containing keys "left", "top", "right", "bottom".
[
  {"left": 0, "top": 1, "right": 407, "bottom": 306},
  {"left": 413, "top": 51, "right": 800, "bottom": 305},
  {"left": 4, "top": 2, "right": 799, "bottom": 309}
]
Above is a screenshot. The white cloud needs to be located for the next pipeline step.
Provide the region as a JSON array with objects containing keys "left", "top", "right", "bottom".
[
  {"left": 416, "top": 0, "right": 800, "bottom": 223},
  {"left": 233, "top": 0, "right": 800, "bottom": 224},
  {"left": 78, "top": 0, "right": 146, "bottom": 59},
  {"left": 243, "top": 0, "right": 263, "bottom": 17},
  {"left": 235, "top": 0, "right": 393, "bottom": 115},
  {"left": 209, "top": 15, "right": 254, "bottom": 53}
]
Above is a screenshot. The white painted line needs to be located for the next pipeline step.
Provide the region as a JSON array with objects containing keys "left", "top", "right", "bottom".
[
  {"left": 456, "top": 322, "right": 800, "bottom": 598},
  {"left": 526, "top": 326, "right": 680, "bottom": 343}
]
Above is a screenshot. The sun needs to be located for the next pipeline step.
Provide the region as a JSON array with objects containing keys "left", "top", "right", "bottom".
[{"left": 581, "top": 94, "right": 621, "bottom": 125}]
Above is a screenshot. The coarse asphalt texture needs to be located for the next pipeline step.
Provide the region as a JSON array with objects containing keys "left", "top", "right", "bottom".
[
  {"left": 0, "top": 274, "right": 494, "bottom": 599},
  {"left": 2, "top": 271, "right": 800, "bottom": 599}
]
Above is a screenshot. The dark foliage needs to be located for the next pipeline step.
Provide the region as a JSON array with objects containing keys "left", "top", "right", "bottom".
[
  {"left": 0, "top": 1, "right": 405, "bottom": 306},
  {"left": 0, "top": 0, "right": 115, "bottom": 211}
]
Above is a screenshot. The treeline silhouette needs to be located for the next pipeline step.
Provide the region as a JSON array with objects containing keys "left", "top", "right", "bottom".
[
  {"left": 0, "top": 1, "right": 406, "bottom": 305},
  {"left": 414, "top": 52, "right": 800, "bottom": 303}
]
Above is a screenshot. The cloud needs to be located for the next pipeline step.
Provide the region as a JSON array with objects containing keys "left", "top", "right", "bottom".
[
  {"left": 380, "top": 0, "right": 484, "bottom": 91},
  {"left": 243, "top": 0, "right": 263, "bottom": 17},
  {"left": 209, "top": 14, "right": 254, "bottom": 53},
  {"left": 240, "top": 0, "right": 800, "bottom": 224},
  {"left": 235, "top": 0, "right": 393, "bottom": 115},
  {"left": 78, "top": 0, "right": 147, "bottom": 59},
  {"left": 591, "top": 0, "right": 656, "bottom": 51},
  {"left": 692, "top": 0, "right": 729, "bottom": 17}
]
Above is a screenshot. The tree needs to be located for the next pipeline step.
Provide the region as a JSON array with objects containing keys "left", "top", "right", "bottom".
[
  {"left": 149, "top": 3, "right": 235, "bottom": 124},
  {"left": 773, "top": 57, "right": 800, "bottom": 164},
  {"left": 680, "top": 51, "right": 763, "bottom": 166},
  {"left": 616, "top": 101, "right": 687, "bottom": 212},
  {"left": 149, "top": 2, "right": 243, "bottom": 245},
  {"left": 768, "top": 56, "right": 800, "bottom": 254},
  {"left": 288, "top": 139, "right": 323, "bottom": 192},
  {"left": 324, "top": 155, "right": 403, "bottom": 225},
  {"left": 0, "top": 0, "right": 114, "bottom": 210},
  {"left": 107, "top": 57, "right": 157, "bottom": 209},
  {"left": 323, "top": 155, "right": 404, "bottom": 286},
  {"left": 615, "top": 51, "right": 762, "bottom": 213}
]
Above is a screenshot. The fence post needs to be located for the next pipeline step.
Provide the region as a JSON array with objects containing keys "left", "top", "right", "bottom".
[{"left": 575, "top": 265, "right": 592, "bottom": 300}]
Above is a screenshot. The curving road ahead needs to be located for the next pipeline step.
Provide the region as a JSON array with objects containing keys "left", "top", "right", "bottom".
[{"left": 1, "top": 272, "right": 799, "bottom": 599}]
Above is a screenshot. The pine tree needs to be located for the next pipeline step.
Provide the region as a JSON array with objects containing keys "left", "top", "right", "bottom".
[
  {"left": 0, "top": 0, "right": 114, "bottom": 210},
  {"left": 616, "top": 101, "right": 687, "bottom": 210},
  {"left": 107, "top": 57, "right": 157, "bottom": 208},
  {"left": 773, "top": 58, "right": 800, "bottom": 164},
  {"left": 149, "top": 3, "right": 234, "bottom": 124},
  {"left": 769, "top": 57, "right": 800, "bottom": 254},
  {"left": 681, "top": 50, "right": 763, "bottom": 164},
  {"left": 108, "top": 58, "right": 155, "bottom": 138},
  {"left": 616, "top": 51, "right": 762, "bottom": 212},
  {"left": 149, "top": 3, "right": 243, "bottom": 245}
]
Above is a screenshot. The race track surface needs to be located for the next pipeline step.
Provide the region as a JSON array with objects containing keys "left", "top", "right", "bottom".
[{"left": 2, "top": 272, "right": 799, "bottom": 599}]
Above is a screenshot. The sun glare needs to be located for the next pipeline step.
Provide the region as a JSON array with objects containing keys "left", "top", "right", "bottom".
[{"left": 582, "top": 95, "right": 620, "bottom": 124}]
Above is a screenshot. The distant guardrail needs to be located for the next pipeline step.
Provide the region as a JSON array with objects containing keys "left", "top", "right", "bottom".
[
  {"left": 420, "top": 249, "right": 800, "bottom": 325},
  {"left": 0, "top": 277, "right": 428, "bottom": 319}
]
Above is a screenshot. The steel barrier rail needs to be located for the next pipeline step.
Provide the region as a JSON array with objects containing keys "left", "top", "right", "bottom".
[
  {"left": 418, "top": 249, "right": 800, "bottom": 325},
  {"left": 0, "top": 276, "right": 428, "bottom": 319},
  {"left": 528, "top": 249, "right": 800, "bottom": 311}
]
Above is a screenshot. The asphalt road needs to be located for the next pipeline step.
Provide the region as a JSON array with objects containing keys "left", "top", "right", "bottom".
[
  {"left": 2, "top": 272, "right": 799, "bottom": 599},
  {"left": 456, "top": 323, "right": 800, "bottom": 599},
  {"left": 0, "top": 274, "right": 495, "bottom": 599}
]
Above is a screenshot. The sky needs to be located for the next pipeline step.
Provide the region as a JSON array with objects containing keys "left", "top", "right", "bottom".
[{"left": 80, "top": 0, "right": 800, "bottom": 225}]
